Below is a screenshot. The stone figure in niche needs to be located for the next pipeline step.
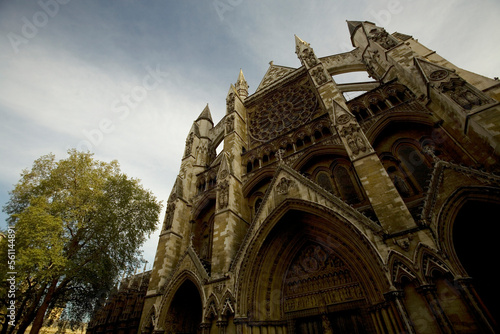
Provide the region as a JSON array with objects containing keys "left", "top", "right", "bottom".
[
  {"left": 392, "top": 173, "right": 410, "bottom": 197},
  {"left": 347, "top": 135, "right": 358, "bottom": 155},
  {"left": 200, "top": 234, "right": 209, "bottom": 260},
  {"left": 218, "top": 181, "right": 229, "bottom": 209},
  {"left": 163, "top": 202, "right": 175, "bottom": 230},
  {"left": 276, "top": 177, "right": 292, "bottom": 195},
  {"left": 355, "top": 134, "right": 367, "bottom": 153}
]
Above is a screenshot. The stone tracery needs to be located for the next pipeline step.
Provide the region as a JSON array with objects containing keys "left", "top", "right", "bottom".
[{"left": 248, "top": 82, "right": 319, "bottom": 142}]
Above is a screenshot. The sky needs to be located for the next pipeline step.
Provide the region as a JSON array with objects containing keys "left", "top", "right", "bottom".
[{"left": 1, "top": 0, "right": 500, "bottom": 269}]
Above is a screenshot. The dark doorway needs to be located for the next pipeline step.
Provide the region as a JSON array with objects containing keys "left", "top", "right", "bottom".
[
  {"left": 166, "top": 280, "right": 203, "bottom": 333},
  {"left": 453, "top": 200, "right": 499, "bottom": 325}
]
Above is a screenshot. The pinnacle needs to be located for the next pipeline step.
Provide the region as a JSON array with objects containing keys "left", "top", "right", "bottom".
[
  {"left": 235, "top": 68, "right": 249, "bottom": 97},
  {"left": 236, "top": 68, "right": 246, "bottom": 83},
  {"left": 346, "top": 20, "right": 363, "bottom": 36},
  {"left": 196, "top": 103, "right": 213, "bottom": 123},
  {"left": 294, "top": 34, "right": 309, "bottom": 48}
]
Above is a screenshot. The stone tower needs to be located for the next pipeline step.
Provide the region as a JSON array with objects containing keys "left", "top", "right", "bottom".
[{"left": 91, "top": 21, "right": 500, "bottom": 334}]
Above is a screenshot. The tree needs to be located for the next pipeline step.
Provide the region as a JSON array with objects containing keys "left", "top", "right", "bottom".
[{"left": 0, "top": 150, "right": 161, "bottom": 334}]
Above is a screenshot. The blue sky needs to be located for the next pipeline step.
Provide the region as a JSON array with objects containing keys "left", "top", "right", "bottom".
[{"left": 1, "top": 0, "right": 499, "bottom": 267}]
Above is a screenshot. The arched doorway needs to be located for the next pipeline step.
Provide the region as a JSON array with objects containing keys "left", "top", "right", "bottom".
[
  {"left": 237, "top": 206, "right": 390, "bottom": 333},
  {"left": 453, "top": 199, "right": 500, "bottom": 325},
  {"left": 165, "top": 280, "right": 203, "bottom": 333}
]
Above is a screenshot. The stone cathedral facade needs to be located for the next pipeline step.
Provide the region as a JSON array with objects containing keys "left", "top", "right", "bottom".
[{"left": 89, "top": 21, "right": 500, "bottom": 334}]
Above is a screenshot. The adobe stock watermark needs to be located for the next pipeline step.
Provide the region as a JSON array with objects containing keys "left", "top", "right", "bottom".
[
  {"left": 213, "top": 0, "right": 243, "bottom": 21},
  {"left": 338, "top": 0, "right": 408, "bottom": 53},
  {"left": 6, "top": 225, "right": 17, "bottom": 328},
  {"left": 76, "top": 64, "right": 168, "bottom": 152},
  {"left": 7, "top": 0, "right": 72, "bottom": 54},
  {"left": 369, "top": 0, "right": 406, "bottom": 29}
]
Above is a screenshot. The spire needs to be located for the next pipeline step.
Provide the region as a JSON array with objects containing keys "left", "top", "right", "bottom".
[
  {"left": 294, "top": 34, "right": 310, "bottom": 54},
  {"left": 235, "top": 69, "right": 248, "bottom": 98},
  {"left": 294, "top": 34, "right": 318, "bottom": 69},
  {"left": 346, "top": 20, "right": 363, "bottom": 36},
  {"left": 196, "top": 103, "right": 213, "bottom": 124}
]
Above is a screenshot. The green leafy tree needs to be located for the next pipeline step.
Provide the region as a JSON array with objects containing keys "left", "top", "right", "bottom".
[{"left": 0, "top": 150, "right": 161, "bottom": 334}]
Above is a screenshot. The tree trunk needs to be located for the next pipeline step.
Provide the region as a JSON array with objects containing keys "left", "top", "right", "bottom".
[
  {"left": 29, "top": 279, "right": 58, "bottom": 334},
  {"left": 14, "top": 283, "right": 48, "bottom": 334}
]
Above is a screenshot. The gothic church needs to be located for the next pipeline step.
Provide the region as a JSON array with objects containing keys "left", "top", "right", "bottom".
[{"left": 88, "top": 21, "right": 500, "bottom": 334}]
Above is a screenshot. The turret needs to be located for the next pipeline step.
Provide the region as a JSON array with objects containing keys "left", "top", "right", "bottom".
[{"left": 195, "top": 103, "right": 214, "bottom": 137}]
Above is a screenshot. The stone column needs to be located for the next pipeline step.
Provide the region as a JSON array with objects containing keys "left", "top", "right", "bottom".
[
  {"left": 417, "top": 284, "right": 454, "bottom": 333},
  {"left": 384, "top": 290, "right": 416, "bottom": 334},
  {"left": 454, "top": 278, "right": 496, "bottom": 333},
  {"left": 217, "top": 320, "right": 228, "bottom": 334},
  {"left": 199, "top": 322, "right": 211, "bottom": 334}
]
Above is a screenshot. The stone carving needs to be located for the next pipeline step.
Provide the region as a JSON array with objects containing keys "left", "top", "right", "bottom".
[
  {"left": 249, "top": 82, "right": 318, "bottom": 142},
  {"left": 395, "top": 237, "right": 411, "bottom": 251},
  {"left": 300, "top": 48, "right": 318, "bottom": 67},
  {"left": 284, "top": 244, "right": 363, "bottom": 312},
  {"left": 429, "top": 69, "right": 449, "bottom": 81},
  {"left": 276, "top": 177, "right": 292, "bottom": 195},
  {"left": 343, "top": 127, "right": 367, "bottom": 156},
  {"left": 439, "top": 78, "right": 490, "bottom": 110},
  {"left": 225, "top": 115, "right": 234, "bottom": 134},
  {"left": 163, "top": 202, "right": 175, "bottom": 231},
  {"left": 311, "top": 66, "right": 328, "bottom": 85},
  {"left": 336, "top": 113, "right": 351, "bottom": 125},
  {"left": 275, "top": 148, "right": 286, "bottom": 162},
  {"left": 336, "top": 109, "right": 369, "bottom": 157},
  {"left": 184, "top": 132, "right": 194, "bottom": 157},
  {"left": 370, "top": 28, "right": 397, "bottom": 49},
  {"left": 226, "top": 93, "right": 235, "bottom": 113},
  {"left": 218, "top": 180, "right": 229, "bottom": 209}
]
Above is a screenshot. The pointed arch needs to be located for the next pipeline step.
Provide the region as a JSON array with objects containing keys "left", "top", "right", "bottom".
[
  {"left": 204, "top": 293, "right": 219, "bottom": 321},
  {"left": 140, "top": 305, "right": 157, "bottom": 334},
  {"left": 233, "top": 198, "right": 388, "bottom": 323},
  {"left": 157, "top": 270, "right": 205, "bottom": 331},
  {"left": 220, "top": 291, "right": 236, "bottom": 317},
  {"left": 415, "top": 244, "right": 452, "bottom": 282},
  {"left": 291, "top": 144, "right": 347, "bottom": 171},
  {"left": 436, "top": 185, "right": 500, "bottom": 274},
  {"left": 387, "top": 251, "right": 421, "bottom": 287}
]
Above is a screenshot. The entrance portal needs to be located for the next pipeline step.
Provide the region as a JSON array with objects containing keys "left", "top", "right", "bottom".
[{"left": 165, "top": 280, "right": 202, "bottom": 334}]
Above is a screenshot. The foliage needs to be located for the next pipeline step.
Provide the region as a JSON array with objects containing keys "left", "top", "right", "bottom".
[{"left": 0, "top": 150, "right": 161, "bottom": 334}]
